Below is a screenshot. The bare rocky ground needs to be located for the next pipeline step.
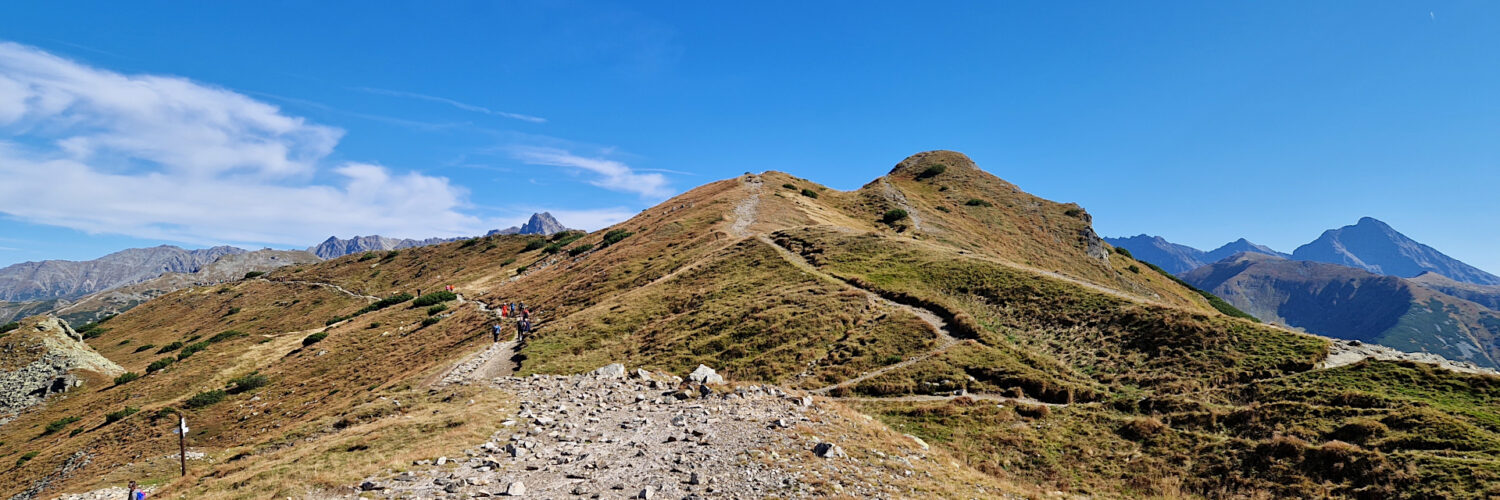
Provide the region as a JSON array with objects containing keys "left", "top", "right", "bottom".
[
  {"left": 1321, "top": 337, "right": 1500, "bottom": 376},
  {"left": 350, "top": 365, "right": 1014, "bottom": 499}
]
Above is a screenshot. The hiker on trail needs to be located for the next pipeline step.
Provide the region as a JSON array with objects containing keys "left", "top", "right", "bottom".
[
  {"left": 127, "top": 481, "right": 145, "bottom": 500},
  {"left": 522, "top": 307, "right": 531, "bottom": 320},
  {"left": 500, "top": 303, "right": 509, "bottom": 317},
  {"left": 491, "top": 323, "right": 503, "bottom": 343}
]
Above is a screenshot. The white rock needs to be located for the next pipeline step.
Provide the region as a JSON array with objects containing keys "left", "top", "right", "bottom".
[
  {"left": 594, "top": 363, "right": 627, "bottom": 379},
  {"left": 688, "top": 364, "right": 725, "bottom": 385},
  {"left": 506, "top": 481, "right": 526, "bottom": 496}
]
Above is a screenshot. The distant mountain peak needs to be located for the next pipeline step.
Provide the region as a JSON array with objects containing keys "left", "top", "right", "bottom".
[
  {"left": 1293, "top": 218, "right": 1499, "bottom": 285},
  {"left": 487, "top": 212, "right": 571, "bottom": 237}
]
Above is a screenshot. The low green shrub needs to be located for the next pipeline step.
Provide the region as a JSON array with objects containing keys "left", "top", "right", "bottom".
[
  {"left": 600, "top": 229, "right": 633, "bottom": 248},
  {"left": 782, "top": 183, "right": 796, "bottom": 189},
  {"left": 207, "top": 330, "right": 247, "bottom": 344},
  {"left": 426, "top": 304, "right": 447, "bottom": 316},
  {"left": 16, "top": 452, "right": 37, "bottom": 466},
  {"left": 104, "top": 407, "right": 140, "bottom": 424},
  {"left": 916, "top": 164, "right": 947, "bottom": 179},
  {"left": 243, "top": 271, "right": 265, "bottom": 279},
  {"left": 524, "top": 239, "right": 546, "bottom": 251},
  {"left": 800, "top": 188, "right": 818, "bottom": 199},
  {"left": 146, "top": 358, "right": 175, "bottom": 373},
  {"left": 113, "top": 372, "right": 141, "bottom": 385},
  {"left": 882, "top": 209, "right": 909, "bottom": 225},
  {"left": 183, "top": 390, "right": 227, "bottom": 409},
  {"left": 421, "top": 317, "right": 440, "bottom": 328},
  {"left": 176, "top": 341, "right": 210, "bottom": 360},
  {"left": 568, "top": 243, "right": 595, "bottom": 256},
  {"left": 227, "top": 373, "right": 268, "bottom": 394},
  {"left": 42, "top": 416, "right": 81, "bottom": 435},
  {"left": 357, "top": 252, "right": 377, "bottom": 262},
  {"left": 1127, "top": 265, "right": 1141, "bottom": 274},
  {"left": 381, "top": 250, "right": 400, "bottom": 261},
  {"left": 224, "top": 306, "right": 241, "bottom": 316},
  {"left": 157, "top": 341, "right": 184, "bottom": 354},
  {"left": 133, "top": 344, "right": 156, "bottom": 353},
  {"left": 1114, "top": 246, "right": 1133, "bottom": 258},
  {"left": 302, "top": 332, "right": 328, "bottom": 346},
  {"left": 965, "top": 198, "right": 992, "bottom": 207},
  {"left": 0, "top": 322, "right": 18, "bottom": 334},
  {"left": 411, "top": 291, "right": 457, "bottom": 307},
  {"left": 355, "top": 293, "right": 414, "bottom": 315}
]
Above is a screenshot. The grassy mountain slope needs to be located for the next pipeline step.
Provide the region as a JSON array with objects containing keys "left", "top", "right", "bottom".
[
  {"left": 2, "top": 151, "right": 1497, "bottom": 498},
  {"left": 1184, "top": 253, "right": 1500, "bottom": 369}
]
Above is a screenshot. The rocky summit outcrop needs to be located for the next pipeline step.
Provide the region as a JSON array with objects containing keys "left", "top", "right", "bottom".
[
  {"left": 487, "top": 212, "right": 572, "bottom": 237},
  {"left": 0, "top": 246, "right": 244, "bottom": 302},
  {"left": 0, "top": 317, "right": 123, "bottom": 422}
]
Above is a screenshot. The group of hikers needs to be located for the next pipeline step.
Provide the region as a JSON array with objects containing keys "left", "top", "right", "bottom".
[{"left": 490, "top": 300, "right": 534, "bottom": 343}]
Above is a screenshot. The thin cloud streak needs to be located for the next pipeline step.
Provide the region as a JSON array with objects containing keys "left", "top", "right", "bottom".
[
  {"left": 355, "top": 87, "right": 547, "bottom": 123},
  {"left": 507, "top": 146, "right": 672, "bottom": 199}
]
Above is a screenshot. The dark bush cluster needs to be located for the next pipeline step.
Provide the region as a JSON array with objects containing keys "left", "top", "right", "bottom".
[
  {"left": 302, "top": 332, "right": 328, "bottom": 346},
  {"left": 800, "top": 188, "right": 818, "bottom": 199},
  {"left": 0, "top": 322, "right": 19, "bottom": 334},
  {"left": 104, "top": 407, "right": 140, "bottom": 424},
  {"left": 355, "top": 293, "right": 414, "bottom": 315},
  {"left": 568, "top": 243, "right": 595, "bottom": 256},
  {"left": 965, "top": 198, "right": 992, "bottom": 207},
  {"left": 42, "top": 416, "right": 81, "bottom": 435},
  {"left": 411, "top": 291, "right": 457, "bottom": 307},
  {"left": 882, "top": 209, "right": 909, "bottom": 225},
  {"left": 916, "top": 164, "right": 947, "bottom": 180},
  {"left": 184, "top": 390, "right": 227, "bottom": 409},
  {"left": 227, "top": 373, "right": 268, "bottom": 394},
  {"left": 113, "top": 372, "right": 141, "bottom": 385},
  {"left": 600, "top": 229, "right": 633, "bottom": 248},
  {"left": 243, "top": 271, "right": 265, "bottom": 279},
  {"left": 146, "top": 358, "right": 175, "bottom": 373}
]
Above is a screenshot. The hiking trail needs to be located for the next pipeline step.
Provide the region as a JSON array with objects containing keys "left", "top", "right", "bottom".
[
  {"left": 755, "top": 234, "right": 963, "bottom": 396},
  {"left": 262, "top": 278, "right": 380, "bottom": 302},
  {"left": 439, "top": 296, "right": 519, "bottom": 384}
]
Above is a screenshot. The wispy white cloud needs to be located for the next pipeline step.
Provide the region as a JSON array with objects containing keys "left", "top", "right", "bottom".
[
  {"left": 356, "top": 87, "right": 547, "bottom": 123},
  {"left": 507, "top": 146, "right": 672, "bottom": 199},
  {"left": 0, "top": 42, "right": 484, "bottom": 246}
]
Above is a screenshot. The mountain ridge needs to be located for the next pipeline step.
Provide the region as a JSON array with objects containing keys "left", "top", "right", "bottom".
[
  {"left": 0, "top": 245, "right": 245, "bottom": 302},
  {"left": 1293, "top": 216, "right": 1500, "bottom": 285}
]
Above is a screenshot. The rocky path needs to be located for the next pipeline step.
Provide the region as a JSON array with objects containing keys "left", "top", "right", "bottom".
[
  {"left": 729, "top": 175, "right": 762, "bottom": 238},
  {"left": 263, "top": 278, "right": 380, "bottom": 302},
  {"left": 440, "top": 296, "right": 520, "bottom": 384},
  {"left": 352, "top": 369, "right": 1003, "bottom": 499}
]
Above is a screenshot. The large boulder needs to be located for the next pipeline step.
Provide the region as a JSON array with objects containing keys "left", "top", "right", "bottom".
[
  {"left": 593, "top": 363, "right": 626, "bottom": 379},
  {"left": 688, "top": 364, "right": 724, "bottom": 385}
]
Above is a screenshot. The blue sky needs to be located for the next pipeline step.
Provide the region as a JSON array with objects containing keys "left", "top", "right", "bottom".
[{"left": 0, "top": 2, "right": 1496, "bottom": 274}]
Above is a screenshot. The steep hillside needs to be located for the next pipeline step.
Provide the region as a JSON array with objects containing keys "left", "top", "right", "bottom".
[
  {"left": 5, "top": 151, "right": 1499, "bottom": 499},
  {"left": 1184, "top": 253, "right": 1500, "bottom": 369},
  {"left": 0, "top": 246, "right": 245, "bottom": 302},
  {"left": 0, "top": 316, "right": 122, "bottom": 424},
  {"left": 1293, "top": 217, "right": 1500, "bottom": 285}
]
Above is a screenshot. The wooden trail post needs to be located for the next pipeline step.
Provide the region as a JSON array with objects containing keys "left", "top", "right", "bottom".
[{"left": 176, "top": 416, "right": 188, "bottom": 477}]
